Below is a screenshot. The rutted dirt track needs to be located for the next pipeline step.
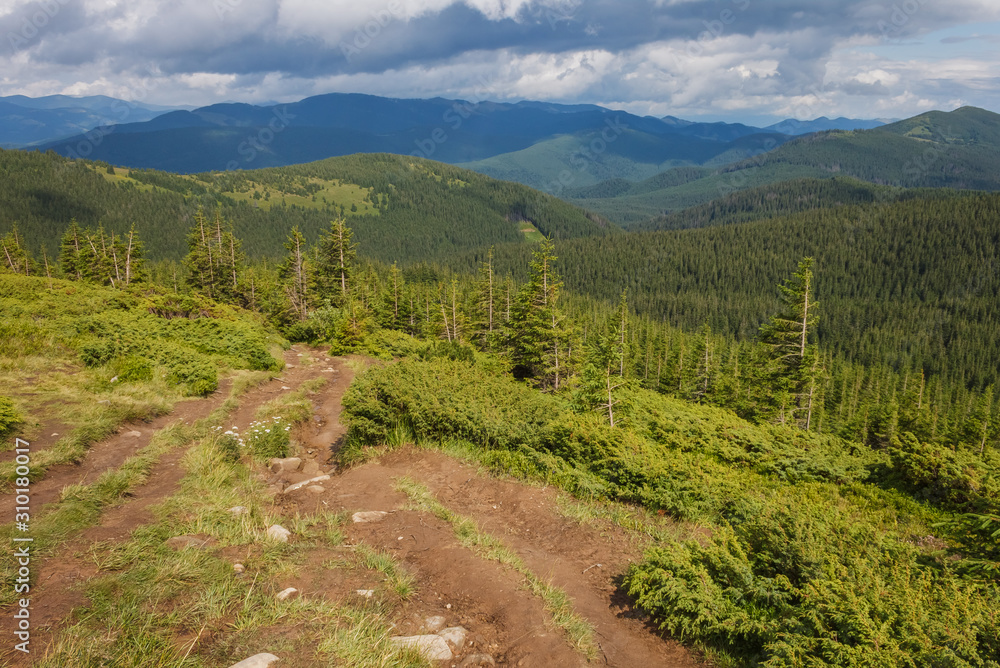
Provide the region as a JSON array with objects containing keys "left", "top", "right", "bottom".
[{"left": 2, "top": 347, "right": 704, "bottom": 666}]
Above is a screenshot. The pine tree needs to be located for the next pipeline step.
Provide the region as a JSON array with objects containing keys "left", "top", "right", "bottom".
[
  {"left": 315, "top": 217, "right": 357, "bottom": 307},
  {"left": 277, "top": 226, "right": 311, "bottom": 321},
  {"left": 1, "top": 223, "right": 33, "bottom": 275},
  {"left": 759, "top": 257, "right": 821, "bottom": 429},
  {"left": 508, "top": 238, "right": 567, "bottom": 389},
  {"left": 577, "top": 290, "right": 632, "bottom": 427},
  {"left": 59, "top": 219, "right": 84, "bottom": 280}
]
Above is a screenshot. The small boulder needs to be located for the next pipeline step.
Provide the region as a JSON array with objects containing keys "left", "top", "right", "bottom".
[
  {"left": 265, "top": 525, "right": 292, "bottom": 542},
  {"left": 352, "top": 511, "right": 389, "bottom": 524},
  {"left": 306, "top": 485, "right": 325, "bottom": 495},
  {"left": 390, "top": 635, "right": 453, "bottom": 661},
  {"left": 269, "top": 457, "right": 302, "bottom": 474},
  {"left": 356, "top": 589, "right": 375, "bottom": 598},
  {"left": 228, "top": 654, "right": 280, "bottom": 668},
  {"left": 284, "top": 475, "right": 331, "bottom": 493},
  {"left": 424, "top": 616, "right": 447, "bottom": 633},
  {"left": 276, "top": 587, "right": 298, "bottom": 601},
  {"left": 234, "top": 563, "right": 245, "bottom": 574},
  {"left": 125, "top": 430, "right": 142, "bottom": 438},
  {"left": 461, "top": 655, "right": 496, "bottom": 667},
  {"left": 302, "top": 460, "right": 321, "bottom": 476},
  {"left": 439, "top": 627, "right": 468, "bottom": 650}
]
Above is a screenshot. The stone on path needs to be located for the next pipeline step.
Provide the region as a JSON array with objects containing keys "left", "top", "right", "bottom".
[
  {"left": 276, "top": 587, "right": 298, "bottom": 601},
  {"left": 461, "top": 655, "right": 496, "bottom": 667},
  {"left": 266, "top": 525, "right": 292, "bottom": 542},
  {"left": 125, "top": 430, "right": 142, "bottom": 437},
  {"left": 439, "top": 627, "right": 468, "bottom": 650},
  {"left": 269, "top": 457, "right": 301, "bottom": 473},
  {"left": 390, "top": 635, "right": 453, "bottom": 661},
  {"left": 228, "top": 654, "right": 280, "bottom": 668},
  {"left": 352, "top": 511, "right": 389, "bottom": 523},
  {"left": 302, "top": 460, "right": 321, "bottom": 476},
  {"left": 284, "top": 475, "right": 331, "bottom": 493},
  {"left": 424, "top": 616, "right": 447, "bottom": 632},
  {"left": 306, "top": 485, "right": 325, "bottom": 495},
  {"left": 356, "top": 589, "right": 374, "bottom": 598}
]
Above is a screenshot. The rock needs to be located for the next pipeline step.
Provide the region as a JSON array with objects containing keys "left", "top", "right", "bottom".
[
  {"left": 233, "top": 563, "right": 245, "bottom": 574},
  {"left": 269, "top": 457, "right": 302, "bottom": 473},
  {"left": 461, "top": 655, "right": 496, "bottom": 667},
  {"left": 356, "top": 589, "right": 375, "bottom": 598},
  {"left": 229, "top": 506, "right": 249, "bottom": 515},
  {"left": 280, "top": 386, "right": 291, "bottom": 390},
  {"left": 228, "top": 654, "right": 280, "bottom": 668},
  {"left": 424, "top": 616, "right": 447, "bottom": 632},
  {"left": 390, "top": 635, "right": 453, "bottom": 661},
  {"left": 125, "top": 430, "right": 142, "bottom": 438},
  {"left": 352, "top": 511, "right": 389, "bottom": 524},
  {"left": 305, "top": 485, "right": 325, "bottom": 495},
  {"left": 51, "top": 433, "right": 59, "bottom": 437},
  {"left": 302, "top": 460, "right": 320, "bottom": 476},
  {"left": 276, "top": 587, "right": 298, "bottom": 601},
  {"left": 265, "top": 525, "right": 292, "bottom": 542},
  {"left": 263, "top": 485, "right": 283, "bottom": 499},
  {"left": 166, "top": 535, "right": 216, "bottom": 551},
  {"left": 284, "top": 475, "right": 331, "bottom": 493},
  {"left": 110, "top": 376, "right": 119, "bottom": 383},
  {"left": 439, "top": 627, "right": 468, "bottom": 650}
]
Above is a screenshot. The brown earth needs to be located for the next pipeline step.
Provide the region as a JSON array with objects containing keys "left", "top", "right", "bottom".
[{"left": 0, "top": 348, "right": 705, "bottom": 667}]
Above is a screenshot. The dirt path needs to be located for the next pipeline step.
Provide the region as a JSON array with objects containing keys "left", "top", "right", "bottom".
[
  {"left": 0, "top": 345, "right": 331, "bottom": 665},
  {"left": 276, "top": 389, "right": 704, "bottom": 667}
]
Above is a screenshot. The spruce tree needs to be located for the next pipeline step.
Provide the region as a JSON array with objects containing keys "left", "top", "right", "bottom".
[
  {"left": 314, "top": 217, "right": 357, "bottom": 307},
  {"left": 277, "top": 226, "right": 311, "bottom": 321}
]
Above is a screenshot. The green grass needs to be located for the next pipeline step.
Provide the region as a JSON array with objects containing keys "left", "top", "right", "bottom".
[{"left": 396, "top": 476, "right": 598, "bottom": 660}]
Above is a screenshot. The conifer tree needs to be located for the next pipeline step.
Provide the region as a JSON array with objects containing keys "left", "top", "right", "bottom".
[
  {"left": 315, "top": 217, "right": 357, "bottom": 307},
  {"left": 578, "top": 290, "right": 632, "bottom": 426},
  {"left": 0, "top": 223, "right": 33, "bottom": 276},
  {"left": 277, "top": 226, "right": 311, "bottom": 321},
  {"left": 508, "top": 238, "right": 568, "bottom": 389},
  {"left": 59, "top": 219, "right": 85, "bottom": 280},
  {"left": 760, "top": 257, "right": 821, "bottom": 429}
]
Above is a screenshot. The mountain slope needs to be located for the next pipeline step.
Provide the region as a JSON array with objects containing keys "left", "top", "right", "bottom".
[
  {"left": 0, "top": 148, "right": 613, "bottom": 264},
  {"left": 572, "top": 106, "right": 1000, "bottom": 226}
]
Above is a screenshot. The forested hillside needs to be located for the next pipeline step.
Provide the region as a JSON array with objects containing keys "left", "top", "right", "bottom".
[
  {"left": 448, "top": 192, "right": 1000, "bottom": 392},
  {"left": 0, "top": 149, "right": 611, "bottom": 265}
]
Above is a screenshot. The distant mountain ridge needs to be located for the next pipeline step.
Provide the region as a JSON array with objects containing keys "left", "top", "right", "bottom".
[{"left": 0, "top": 95, "right": 185, "bottom": 147}]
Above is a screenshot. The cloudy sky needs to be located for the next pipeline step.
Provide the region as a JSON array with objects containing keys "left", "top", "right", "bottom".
[{"left": 1, "top": 0, "right": 999, "bottom": 124}]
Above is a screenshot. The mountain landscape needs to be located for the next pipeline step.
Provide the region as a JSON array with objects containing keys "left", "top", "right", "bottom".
[{"left": 2, "top": 89, "right": 999, "bottom": 668}]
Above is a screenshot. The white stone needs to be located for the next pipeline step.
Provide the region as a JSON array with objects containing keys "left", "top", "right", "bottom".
[
  {"left": 424, "top": 615, "right": 447, "bottom": 632},
  {"left": 125, "top": 430, "right": 142, "bottom": 437},
  {"left": 269, "top": 457, "right": 301, "bottom": 473},
  {"left": 265, "top": 525, "right": 291, "bottom": 542},
  {"left": 438, "top": 627, "right": 468, "bottom": 650},
  {"left": 229, "top": 506, "right": 249, "bottom": 515},
  {"left": 356, "top": 589, "right": 375, "bottom": 598},
  {"left": 390, "top": 635, "right": 453, "bottom": 661},
  {"left": 352, "top": 511, "right": 389, "bottom": 523},
  {"left": 228, "top": 654, "right": 280, "bottom": 668},
  {"left": 284, "top": 475, "right": 331, "bottom": 493},
  {"left": 276, "top": 587, "right": 298, "bottom": 601}
]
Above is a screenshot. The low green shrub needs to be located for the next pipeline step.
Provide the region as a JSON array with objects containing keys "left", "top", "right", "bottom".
[
  {"left": 166, "top": 360, "right": 218, "bottom": 396},
  {"left": 0, "top": 396, "right": 20, "bottom": 434}
]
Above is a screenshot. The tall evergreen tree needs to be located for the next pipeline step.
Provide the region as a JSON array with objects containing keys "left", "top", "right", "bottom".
[
  {"left": 315, "top": 217, "right": 357, "bottom": 306},
  {"left": 508, "top": 238, "right": 567, "bottom": 389},
  {"left": 277, "top": 226, "right": 311, "bottom": 321},
  {"left": 759, "top": 257, "right": 821, "bottom": 429},
  {"left": 0, "top": 223, "right": 33, "bottom": 276}
]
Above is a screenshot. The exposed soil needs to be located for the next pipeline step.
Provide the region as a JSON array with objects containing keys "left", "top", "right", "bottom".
[{"left": 1, "top": 349, "right": 705, "bottom": 667}]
